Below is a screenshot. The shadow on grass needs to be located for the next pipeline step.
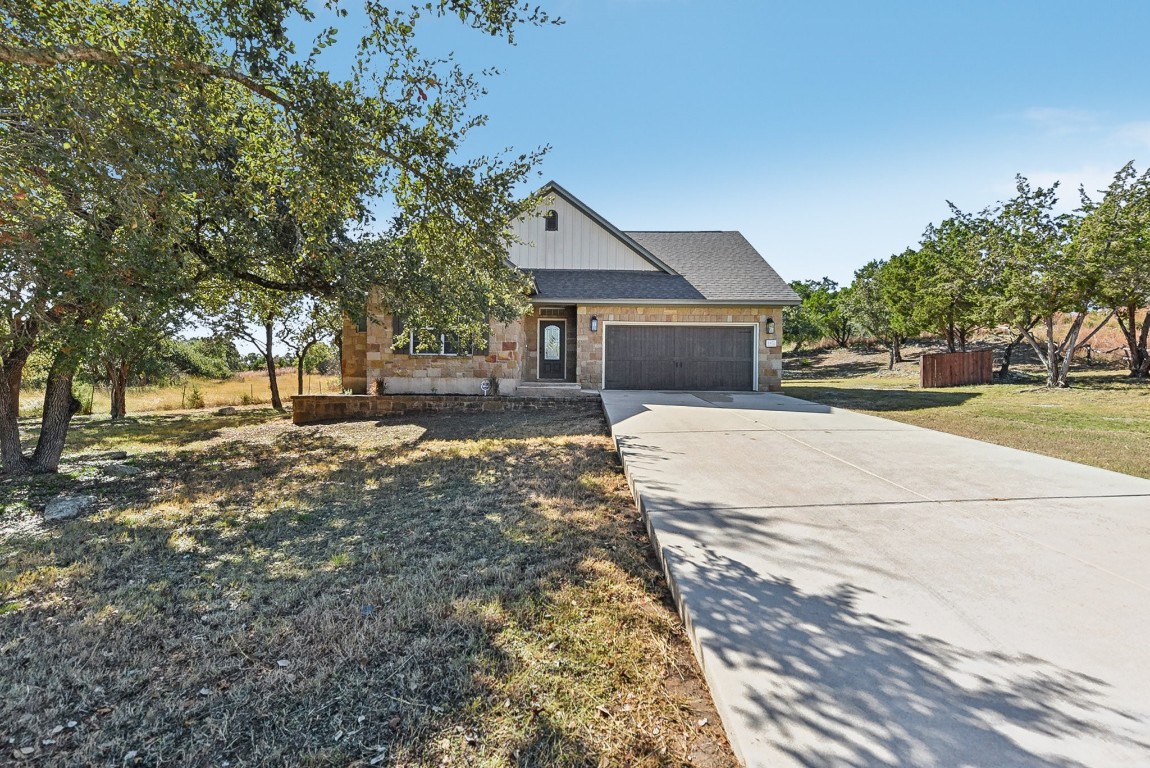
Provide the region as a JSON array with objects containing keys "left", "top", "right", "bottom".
[
  {"left": 19, "top": 408, "right": 289, "bottom": 455},
  {"left": 373, "top": 403, "right": 606, "bottom": 443},
  {"left": 1, "top": 405, "right": 714, "bottom": 766},
  {"left": 784, "top": 347, "right": 888, "bottom": 379},
  {"left": 784, "top": 385, "right": 981, "bottom": 412}
]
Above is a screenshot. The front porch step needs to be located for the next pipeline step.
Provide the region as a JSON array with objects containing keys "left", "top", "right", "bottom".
[{"left": 515, "top": 383, "right": 599, "bottom": 399}]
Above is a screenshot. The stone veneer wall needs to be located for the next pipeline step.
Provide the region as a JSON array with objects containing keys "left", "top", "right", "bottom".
[
  {"left": 341, "top": 316, "right": 368, "bottom": 394},
  {"left": 363, "top": 292, "right": 526, "bottom": 396},
  {"left": 574, "top": 305, "right": 785, "bottom": 391},
  {"left": 291, "top": 394, "right": 599, "bottom": 425}
]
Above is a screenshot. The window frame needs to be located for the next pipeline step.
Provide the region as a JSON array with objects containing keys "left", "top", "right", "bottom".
[{"left": 398, "top": 320, "right": 489, "bottom": 357}]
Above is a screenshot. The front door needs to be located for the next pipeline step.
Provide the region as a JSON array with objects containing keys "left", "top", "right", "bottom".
[{"left": 539, "top": 320, "right": 566, "bottom": 379}]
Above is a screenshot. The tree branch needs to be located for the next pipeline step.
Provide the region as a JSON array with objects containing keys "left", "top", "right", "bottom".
[
  {"left": 1071, "top": 309, "right": 1116, "bottom": 351},
  {"left": 0, "top": 42, "right": 291, "bottom": 108},
  {"left": 1017, "top": 321, "right": 1049, "bottom": 368},
  {"left": 0, "top": 43, "right": 520, "bottom": 229}
]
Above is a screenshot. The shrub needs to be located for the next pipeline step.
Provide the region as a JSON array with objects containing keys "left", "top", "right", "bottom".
[
  {"left": 168, "top": 339, "right": 233, "bottom": 379},
  {"left": 186, "top": 383, "right": 206, "bottom": 409}
]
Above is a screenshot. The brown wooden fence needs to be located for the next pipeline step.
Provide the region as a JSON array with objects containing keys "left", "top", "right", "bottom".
[{"left": 920, "top": 350, "right": 993, "bottom": 388}]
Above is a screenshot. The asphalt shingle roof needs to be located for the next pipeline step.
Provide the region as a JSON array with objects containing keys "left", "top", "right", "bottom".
[
  {"left": 528, "top": 231, "right": 800, "bottom": 304},
  {"left": 528, "top": 270, "right": 704, "bottom": 301}
]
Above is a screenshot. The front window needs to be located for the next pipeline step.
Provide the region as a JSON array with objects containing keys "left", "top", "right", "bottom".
[{"left": 401, "top": 322, "right": 488, "bottom": 356}]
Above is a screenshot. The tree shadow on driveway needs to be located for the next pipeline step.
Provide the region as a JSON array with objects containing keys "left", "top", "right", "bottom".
[{"left": 648, "top": 513, "right": 1148, "bottom": 767}]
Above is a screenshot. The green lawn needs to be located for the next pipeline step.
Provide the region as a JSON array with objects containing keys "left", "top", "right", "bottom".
[
  {"left": 1, "top": 407, "right": 732, "bottom": 767},
  {"left": 785, "top": 370, "right": 1150, "bottom": 479}
]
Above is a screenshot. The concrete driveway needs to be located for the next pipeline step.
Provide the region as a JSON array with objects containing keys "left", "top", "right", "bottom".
[{"left": 600, "top": 390, "right": 1150, "bottom": 768}]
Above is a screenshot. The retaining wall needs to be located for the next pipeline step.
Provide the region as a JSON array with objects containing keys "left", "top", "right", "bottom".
[{"left": 291, "top": 394, "right": 600, "bottom": 425}]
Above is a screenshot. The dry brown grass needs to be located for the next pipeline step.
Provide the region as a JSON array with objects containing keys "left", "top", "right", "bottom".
[
  {"left": 1, "top": 406, "right": 732, "bottom": 767},
  {"left": 19, "top": 372, "right": 341, "bottom": 418}
]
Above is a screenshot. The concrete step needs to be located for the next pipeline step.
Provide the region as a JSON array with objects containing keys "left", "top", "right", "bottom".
[{"left": 515, "top": 383, "right": 598, "bottom": 399}]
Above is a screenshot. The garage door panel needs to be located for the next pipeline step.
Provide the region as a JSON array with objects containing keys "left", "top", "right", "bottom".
[
  {"left": 606, "top": 359, "right": 676, "bottom": 390},
  {"left": 605, "top": 325, "right": 755, "bottom": 391}
]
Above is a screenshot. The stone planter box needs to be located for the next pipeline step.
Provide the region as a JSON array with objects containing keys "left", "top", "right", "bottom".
[{"left": 291, "top": 394, "right": 599, "bottom": 425}]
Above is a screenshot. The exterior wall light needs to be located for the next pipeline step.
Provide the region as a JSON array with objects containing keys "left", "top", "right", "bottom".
[
  {"left": 590, "top": 315, "right": 599, "bottom": 332},
  {"left": 766, "top": 317, "right": 775, "bottom": 335}
]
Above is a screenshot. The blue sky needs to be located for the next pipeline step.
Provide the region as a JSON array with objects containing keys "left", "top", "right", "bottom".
[{"left": 342, "top": 1, "right": 1150, "bottom": 285}]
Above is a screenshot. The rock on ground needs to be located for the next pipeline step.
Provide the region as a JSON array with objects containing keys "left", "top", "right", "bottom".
[
  {"left": 43, "top": 495, "right": 96, "bottom": 521},
  {"left": 104, "top": 464, "right": 141, "bottom": 478},
  {"left": 216, "top": 406, "right": 238, "bottom": 416}
]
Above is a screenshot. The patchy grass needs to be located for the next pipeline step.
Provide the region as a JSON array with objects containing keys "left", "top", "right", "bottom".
[
  {"left": 19, "top": 371, "right": 341, "bottom": 418},
  {"left": 1, "top": 407, "right": 732, "bottom": 767},
  {"left": 786, "top": 369, "right": 1150, "bottom": 480}
]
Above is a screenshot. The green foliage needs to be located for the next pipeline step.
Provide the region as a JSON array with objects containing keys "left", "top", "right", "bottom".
[
  {"left": 983, "top": 177, "right": 1090, "bottom": 386},
  {"left": 186, "top": 383, "right": 205, "bottom": 409},
  {"left": 844, "top": 259, "right": 918, "bottom": 347},
  {"left": 984, "top": 178, "right": 1088, "bottom": 328},
  {"left": 912, "top": 211, "right": 989, "bottom": 349},
  {"left": 168, "top": 339, "right": 234, "bottom": 380},
  {"left": 785, "top": 278, "right": 855, "bottom": 350},
  {"left": 2, "top": 0, "right": 555, "bottom": 470},
  {"left": 303, "top": 341, "right": 335, "bottom": 375},
  {"left": 1077, "top": 162, "right": 1150, "bottom": 375}
]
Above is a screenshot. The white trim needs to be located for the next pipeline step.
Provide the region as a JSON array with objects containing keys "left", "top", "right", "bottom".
[
  {"left": 538, "top": 318, "right": 568, "bottom": 381},
  {"left": 600, "top": 321, "right": 759, "bottom": 391}
]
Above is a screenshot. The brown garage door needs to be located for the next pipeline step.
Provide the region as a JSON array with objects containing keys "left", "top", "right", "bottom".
[{"left": 604, "top": 325, "right": 755, "bottom": 390}]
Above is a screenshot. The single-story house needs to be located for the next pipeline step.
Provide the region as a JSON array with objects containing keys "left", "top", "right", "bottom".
[{"left": 340, "top": 181, "right": 800, "bottom": 395}]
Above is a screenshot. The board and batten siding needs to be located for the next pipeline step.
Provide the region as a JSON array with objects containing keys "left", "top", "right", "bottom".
[{"left": 507, "top": 195, "right": 659, "bottom": 271}]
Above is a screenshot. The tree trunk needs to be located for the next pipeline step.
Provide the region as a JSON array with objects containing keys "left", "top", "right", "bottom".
[
  {"left": 892, "top": 335, "right": 904, "bottom": 364},
  {"left": 295, "top": 341, "right": 316, "bottom": 396},
  {"left": 0, "top": 370, "right": 30, "bottom": 475},
  {"left": 264, "top": 322, "right": 283, "bottom": 411},
  {"left": 1054, "top": 313, "right": 1088, "bottom": 387},
  {"left": 1137, "top": 308, "right": 1150, "bottom": 378},
  {"left": 0, "top": 342, "right": 35, "bottom": 475},
  {"left": 28, "top": 355, "right": 81, "bottom": 474},
  {"left": 1044, "top": 315, "right": 1061, "bottom": 387},
  {"left": 945, "top": 314, "right": 956, "bottom": 353},
  {"left": 999, "top": 332, "right": 1024, "bottom": 377},
  {"left": 108, "top": 360, "right": 129, "bottom": 420},
  {"left": 958, "top": 327, "right": 968, "bottom": 352}
]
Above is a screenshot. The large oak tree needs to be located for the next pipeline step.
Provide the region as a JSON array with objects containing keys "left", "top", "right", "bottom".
[{"left": 1, "top": 0, "right": 551, "bottom": 474}]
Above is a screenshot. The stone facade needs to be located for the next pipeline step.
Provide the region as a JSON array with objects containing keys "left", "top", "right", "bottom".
[
  {"left": 342, "top": 292, "right": 787, "bottom": 394},
  {"left": 341, "top": 316, "right": 368, "bottom": 394},
  {"left": 573, "top": 304, "right": 785, "bottom": 392},
  {"left": 362, "top": 292, "right": 524, "bottom": 396},
  {"left": 291, "top": 394, "right": 600, "bottom": 425}
]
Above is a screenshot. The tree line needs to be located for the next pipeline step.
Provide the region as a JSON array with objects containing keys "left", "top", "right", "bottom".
[
  {"left": 1, "top": 0, "right": 558, "bottom": 476},
  {"left": 785, "top": 163, "right": 1150, "bottom": 387}
]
